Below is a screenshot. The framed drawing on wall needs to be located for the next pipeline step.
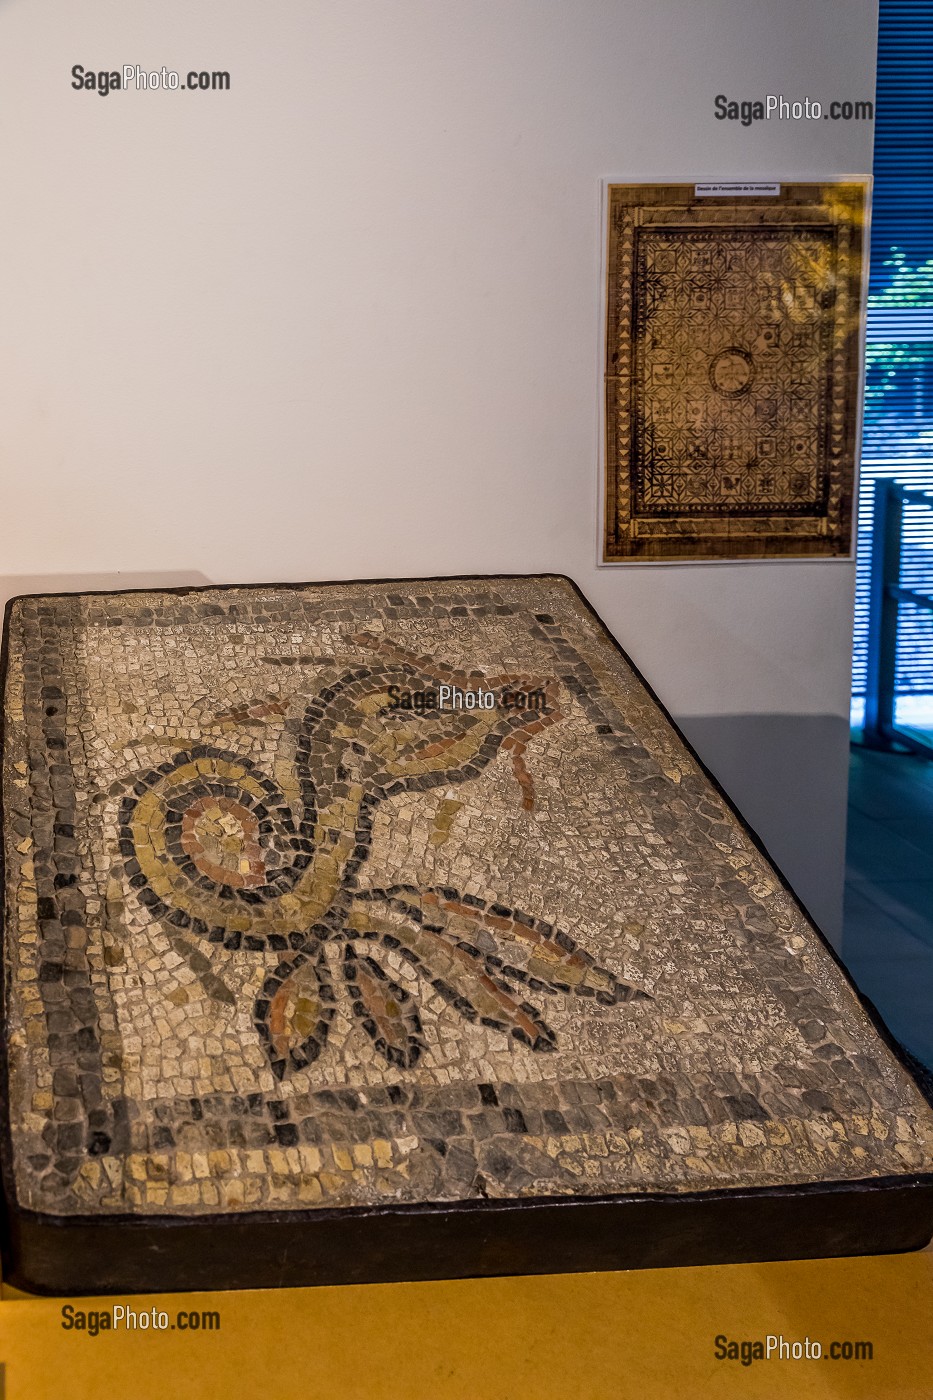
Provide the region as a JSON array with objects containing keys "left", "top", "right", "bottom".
[{"left": 600, "top": 180, "right": 870, "bottom": 563}]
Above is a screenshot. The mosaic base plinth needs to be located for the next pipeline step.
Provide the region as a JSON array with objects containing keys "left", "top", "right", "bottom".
[{"left": 2, "top": 576, "right": 932, "bottom": 1294}]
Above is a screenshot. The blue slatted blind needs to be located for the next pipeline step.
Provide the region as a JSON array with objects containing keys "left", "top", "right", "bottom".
[{"left": 852, "top": 0, "right": 933, "bottom": 716}]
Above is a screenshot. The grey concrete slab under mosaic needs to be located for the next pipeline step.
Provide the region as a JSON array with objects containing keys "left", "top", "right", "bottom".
[{"left": 2, "top": 577, "right": 932, "bottom": 1283}]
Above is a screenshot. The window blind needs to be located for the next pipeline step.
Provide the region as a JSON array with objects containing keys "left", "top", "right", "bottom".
[{"left": 851, "top": 0, "right": 933, "bottom": 718}]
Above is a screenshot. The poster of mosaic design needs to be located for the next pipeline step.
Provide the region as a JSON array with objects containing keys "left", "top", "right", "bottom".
[
  {"left": 3, "top": 576, "right": 932, "bottom": 1237},
  {"left": 602, "top": 181, "right": 868, "bottom": 562}
]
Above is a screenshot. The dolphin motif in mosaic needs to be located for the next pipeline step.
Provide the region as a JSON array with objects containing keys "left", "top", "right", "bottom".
[{"left": 121, "top": 635, "right": 649, "bottom": 1079}]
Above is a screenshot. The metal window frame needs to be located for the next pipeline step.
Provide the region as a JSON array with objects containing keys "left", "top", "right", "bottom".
[{"left": 863, "top": 478, "right": 933, "bottom": 755}]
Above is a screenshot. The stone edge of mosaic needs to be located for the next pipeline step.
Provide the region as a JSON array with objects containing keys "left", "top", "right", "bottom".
[{"left": 2, "top": 575, "right": 933, "bottom": 1221}]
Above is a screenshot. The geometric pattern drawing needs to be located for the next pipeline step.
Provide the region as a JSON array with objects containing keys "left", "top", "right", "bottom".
[{"left": 603, "top": 182, "right": 869, "bottom": 561}]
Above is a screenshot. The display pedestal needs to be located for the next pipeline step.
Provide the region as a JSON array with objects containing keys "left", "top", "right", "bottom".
[{"left": 1, "top": 1250, "right": 932, "bottom": 1400}]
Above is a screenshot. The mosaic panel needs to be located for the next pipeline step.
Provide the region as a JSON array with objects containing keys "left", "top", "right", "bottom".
[
  {"left": 603, "top": 182, "right": 867, "bottom": 561},
  {"left": 3, "top": 576, "right": 932, "bottom": 1221}
]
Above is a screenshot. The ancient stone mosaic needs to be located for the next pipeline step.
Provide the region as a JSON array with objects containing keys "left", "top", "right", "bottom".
[
  {"left": 3, "top": 576, "right": 932, "bottom": 1219},
  {"left": 603, "top": 182, "right": 867, "bottom": 561}
]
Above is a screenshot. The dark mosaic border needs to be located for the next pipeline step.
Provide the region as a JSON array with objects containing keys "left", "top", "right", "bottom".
[{"left": 1, "top": 572, "right": 932, "bottom": 1294}]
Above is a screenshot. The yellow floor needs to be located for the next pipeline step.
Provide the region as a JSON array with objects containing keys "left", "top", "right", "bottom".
[{"left": 1, "top": 1247, "right": 931, "bottom": 1399}]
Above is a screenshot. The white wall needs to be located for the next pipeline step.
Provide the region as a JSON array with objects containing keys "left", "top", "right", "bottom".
[{"left": 0, "top": 0, "right": 878, "bottom": 940}]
